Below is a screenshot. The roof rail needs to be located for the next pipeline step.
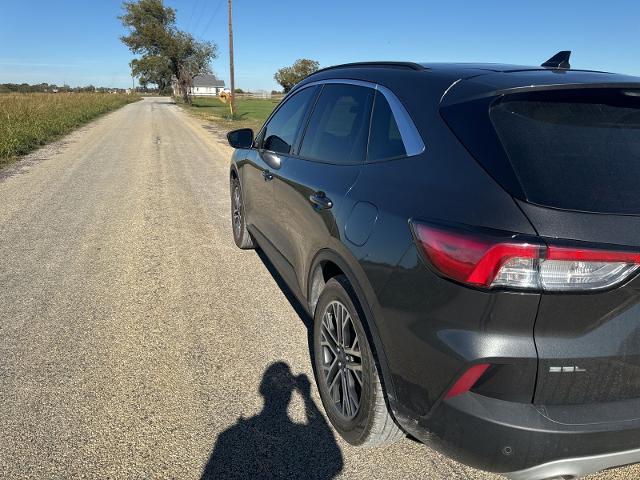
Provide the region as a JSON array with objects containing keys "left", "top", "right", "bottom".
[{"left": 312, "top": 61, "right": 426, "bottom": 75}]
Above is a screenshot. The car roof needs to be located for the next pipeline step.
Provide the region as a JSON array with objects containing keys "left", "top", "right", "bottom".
[
  {"left": 420, "top": 62, "right": 640, "bottom": 83},
  {"left": 301, "top": 61, "right": 640, "bottom": 105},
  {"left": 420, "top": 62, "right": 612, "bottom": 74}
]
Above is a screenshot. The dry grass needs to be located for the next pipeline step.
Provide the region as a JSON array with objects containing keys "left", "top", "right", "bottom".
[{"left": 0, "top": 93, "right": 140, "bottom": 167}]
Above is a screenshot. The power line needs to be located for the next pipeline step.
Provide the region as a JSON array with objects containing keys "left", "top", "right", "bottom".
[
  {"left": 191, "top": 0, "right": 208, "bottom": 35},
  {"left": 198, "top": 0, "right": 225, "bottom": 38},
  {"left": 186, "top": 0, "right": 202, "bottom": 31}
]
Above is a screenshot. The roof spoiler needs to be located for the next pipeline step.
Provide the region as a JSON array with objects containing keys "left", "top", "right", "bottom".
[
  {"left": 541, "top": 51, "right": 571, "bottom": 69},
  {"left": 313, "top": 62, "right": 426, "bottom": 75}
]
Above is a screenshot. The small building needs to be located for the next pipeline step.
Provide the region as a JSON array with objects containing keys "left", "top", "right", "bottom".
[{"left": 185, "top": 74, "right": 226, "bottom": 97}]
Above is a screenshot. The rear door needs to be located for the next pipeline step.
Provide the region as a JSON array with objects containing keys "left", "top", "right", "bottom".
[{"left": 270, "top": 82, "right": 375, "bottom": 293}]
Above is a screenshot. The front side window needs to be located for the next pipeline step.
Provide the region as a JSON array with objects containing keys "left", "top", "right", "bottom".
[
  {"left": 299, "top": 84, "right": 374, "bottom": 164},
  {"left": 368, "top": 91, "right": 407, "bottom": 161},
  {"left": 262, "top": 86, "right": 317, "bottom": 154}
]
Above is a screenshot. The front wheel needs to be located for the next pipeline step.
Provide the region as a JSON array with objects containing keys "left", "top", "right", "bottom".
[
  {"left": 313, "top": 275, "right": 404, "bottom": 447},
  {"left": 230, "top": 176, "right": 254, "bottom": 249}
]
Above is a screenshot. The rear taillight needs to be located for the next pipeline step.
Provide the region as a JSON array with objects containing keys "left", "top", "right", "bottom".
[{"left": 412, "top": 222, "right": 640, "bottom": 292}]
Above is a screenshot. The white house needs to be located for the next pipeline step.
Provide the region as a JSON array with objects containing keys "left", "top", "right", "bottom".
[{"left": 182, "top": 74, "right": 226, "bottom": 97}]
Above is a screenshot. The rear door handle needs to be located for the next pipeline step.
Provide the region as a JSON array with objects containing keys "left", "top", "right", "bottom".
[
  {"left": 262, "top": 170, "right": 274, "bottom": 181},
  {"left": 309, "top": 191, "right": 333, "bottom": 210}
]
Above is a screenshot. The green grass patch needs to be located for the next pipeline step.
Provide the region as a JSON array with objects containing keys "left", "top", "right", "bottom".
[
  {"left": 184, "top": 97, "right": 281, "bottom": 133},
  {"left": 0, "top": 93, "right": 140, "bottom": 168}
]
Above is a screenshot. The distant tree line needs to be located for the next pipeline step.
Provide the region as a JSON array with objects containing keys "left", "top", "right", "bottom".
[{"left": 0, "top": 83, "right": 132, "bottom": 94}]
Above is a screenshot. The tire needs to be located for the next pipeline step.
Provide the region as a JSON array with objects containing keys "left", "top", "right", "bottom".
[
  {"left": 230, "top": 175, "right": 254, "bottom": 249},
  {"left": 313, "top": 275, "right": 404, "bottom": 447}
]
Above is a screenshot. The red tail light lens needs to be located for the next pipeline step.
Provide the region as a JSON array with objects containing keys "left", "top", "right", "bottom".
[{"left": 412, "top": 222, "right": 640, "bottom": 292}]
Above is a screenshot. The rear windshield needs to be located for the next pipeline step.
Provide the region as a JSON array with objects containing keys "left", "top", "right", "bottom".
[{"left": 490, "top": 89, "right": 640, "bottom": 214}]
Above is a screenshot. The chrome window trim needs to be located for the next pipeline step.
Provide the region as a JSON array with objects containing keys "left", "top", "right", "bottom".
[{"left": 298, "top": 78, "right": 426, "bottom": 158}]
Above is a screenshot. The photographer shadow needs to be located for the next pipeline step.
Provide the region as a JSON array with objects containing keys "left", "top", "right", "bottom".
[{"left": 200, "top": 362, "right": 344, "bottom": 479}]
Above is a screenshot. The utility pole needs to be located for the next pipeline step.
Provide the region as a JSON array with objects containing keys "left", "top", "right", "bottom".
[{"left": 228, "top": 0, "right": 236, "bottom": 116}]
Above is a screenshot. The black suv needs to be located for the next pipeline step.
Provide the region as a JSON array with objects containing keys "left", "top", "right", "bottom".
[{"left": 227, "top": 52, "right": 640, "bottom": 479}]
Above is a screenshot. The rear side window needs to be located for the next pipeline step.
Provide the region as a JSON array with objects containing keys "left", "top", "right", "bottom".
[
  {"left": 299, "top": 84, "right": 374, "bottom": 164},
  {"left": 262, "top": 86, "right": 317, "bottom": 154},
  {"left": 490, "top": 89, "right": 640, "bottom": 214},
  {"left": 368, "top": 91, "right": 407, "bottom": 161}
]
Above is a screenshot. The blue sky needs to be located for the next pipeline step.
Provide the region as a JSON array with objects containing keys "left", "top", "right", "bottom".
[{"left": 0, "top": 0, "right": 639, "bottom": 90}]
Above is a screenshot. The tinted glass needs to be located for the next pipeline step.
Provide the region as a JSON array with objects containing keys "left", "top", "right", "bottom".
[
  {"left": 262, "top": 86, "right": 317, "bottom": 154},
  {"left": 490, "top": 89, "right": 640, "bottom": 214},
  {"left": 299, "top": 84, "right": 374, "bottom": 164},
  {"left": 368, "top": 92, "right": 407, "bottom": 161}
]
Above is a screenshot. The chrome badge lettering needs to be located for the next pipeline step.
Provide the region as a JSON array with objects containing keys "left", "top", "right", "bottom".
[{"left": 549, "top": 366, "right": 587, "bottom": 373}]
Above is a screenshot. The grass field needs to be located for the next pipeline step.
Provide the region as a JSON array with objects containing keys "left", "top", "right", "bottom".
[
  {"left": 0, "top": 93, "right": 140, "bottom": 168},
  {"left": 184, "top": 96, "right": 281, "bottom": 133}
]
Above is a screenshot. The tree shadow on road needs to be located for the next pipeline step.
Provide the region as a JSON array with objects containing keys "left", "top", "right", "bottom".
[{"left": 200, "top": 362, "right": 344, "bottom": 479}]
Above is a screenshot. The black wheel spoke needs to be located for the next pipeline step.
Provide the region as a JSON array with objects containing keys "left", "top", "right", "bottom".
[
  {"left": 325, "top": 357, "right": 340, "bottom": 389},
  {"left": 344, "top": 333, "right": 361, "bottom": 358},
  {"left": 328, "top": 367, "right": 342, "bottom": 403},
  {"left": 346, "top": 361, "right": 362, "bottom": 372},
  {"left": 340, "top": 306, "right": 349, "bottom": 346},
  {"left": 322, "top": 317, "right": 339, "bottom": 351},
  {"left": 345, "top": 370, "right": 360, "bottom": 412},
  {"left": 334, "top": 303, "right": 343, "bottom": 345},
  {"left": 321, "top": 336, "right": 338, "bottom": 357},
  {"left": 341, "top": 370, "right": 351, "bottom": 416},
  {"left": 348, "top": 366, "right": 363, "bottom": 386}
]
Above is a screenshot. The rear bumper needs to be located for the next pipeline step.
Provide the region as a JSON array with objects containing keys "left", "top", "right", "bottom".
[
  {"left": 397, "top": 392, "right": 640, "bottom": 478},
  {"left": 505, "top": 447, "right": 640, "bottom": 480}
]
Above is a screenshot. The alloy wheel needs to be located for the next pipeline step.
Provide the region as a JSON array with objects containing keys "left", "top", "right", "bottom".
[
  {"left": 320, "top": 300, "right": 363, "bottom": 419},
  {"left": 232, "top": 184, "right": 242, "bottom": 238}
]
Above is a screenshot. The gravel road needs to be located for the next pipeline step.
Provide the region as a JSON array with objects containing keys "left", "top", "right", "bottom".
[{"left": 0, "top": 97, "right": 638, "bottom": 480}]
